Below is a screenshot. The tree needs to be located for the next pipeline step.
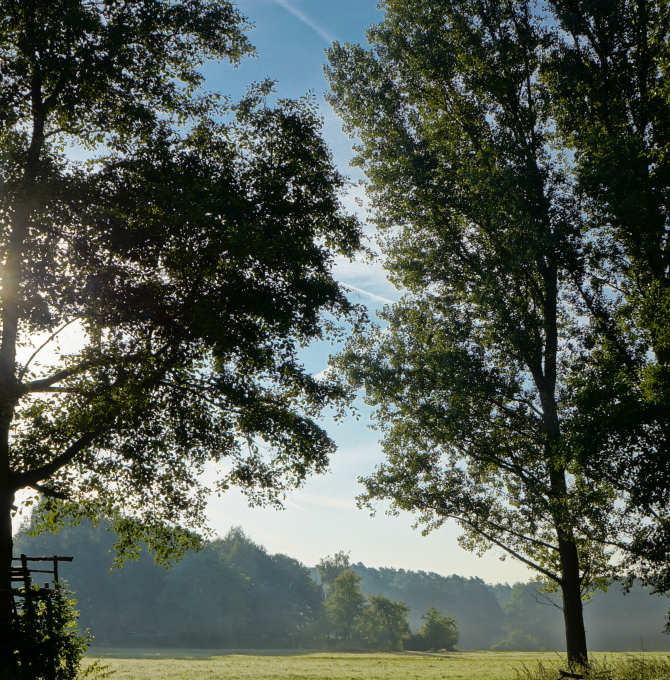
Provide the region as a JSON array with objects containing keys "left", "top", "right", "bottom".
[
  {"left": 0, "top": 0, "right": 362, "bottom": 670},
  {"left": 541, "top": 0, "right": 670, "bottom": 604},
  {"left": 325, "top": 570, "right": 366, "bottom": 648},
  {"left": 324, "top": 0, "right": 651, "bottom": 666},
  {"left": 357, "top": 593, "right": 410, "bottom": 651},
  {"left": 416, "top": 606, "right": 459, "bottom": 652},
  {"left": 316, "top": 551, "right": 351, "bottom": 597}
]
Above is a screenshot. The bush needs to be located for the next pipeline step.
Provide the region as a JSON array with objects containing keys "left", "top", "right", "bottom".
[
  {"left": 9, "top": 584, "right": 112, "bottom": 680},
  {"left": 403, "top": 606, "right": 459, "bottom": 652}
]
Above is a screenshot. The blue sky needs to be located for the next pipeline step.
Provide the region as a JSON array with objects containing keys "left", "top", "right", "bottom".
[{"left": 198, "top": 0, "right": 533, "bottom": 583}]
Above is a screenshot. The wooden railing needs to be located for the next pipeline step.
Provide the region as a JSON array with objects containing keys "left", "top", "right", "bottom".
[{"left": 10, "top": 554, "right": 73, "bottom": 596}]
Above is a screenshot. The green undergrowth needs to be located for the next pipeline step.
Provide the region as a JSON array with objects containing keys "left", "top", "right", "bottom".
[{"left": 515, "top": 655, "right": 670, "bottom": 680}]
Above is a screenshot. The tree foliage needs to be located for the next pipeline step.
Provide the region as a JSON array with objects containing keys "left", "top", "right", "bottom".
[
  {"left": 325, "top": 0, "right": 670, "bottom": 664},
  {"left": 357, "top": 594, "right": 410, "bottom": 651},
  {"left": 0, "top": 0, "right": 362, "bottom": 556},
  {"left": 324, "top": 570, "right": 366, "bottom": 647}
]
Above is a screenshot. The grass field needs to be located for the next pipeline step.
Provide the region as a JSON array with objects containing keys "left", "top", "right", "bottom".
[{"left": 83, "top": 650, "right": 670, "bottom": 680}]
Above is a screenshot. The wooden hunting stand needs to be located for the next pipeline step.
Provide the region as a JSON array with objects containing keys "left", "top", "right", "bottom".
[{"left": 11, "top": 554, "right": 73, "bottom": 597}]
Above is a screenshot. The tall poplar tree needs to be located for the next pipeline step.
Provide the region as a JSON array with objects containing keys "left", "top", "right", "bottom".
[
  {"left": 326, "top": 0, "right": 670, "bottom": 665},
  {"left": 0, "top": 0, "right": 362, "bottom": 670},
  {"left": 545, "top": 0, "right": 670, "bottom": 601}
]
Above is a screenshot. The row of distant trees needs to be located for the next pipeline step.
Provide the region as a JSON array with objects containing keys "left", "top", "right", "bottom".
[
  {"left": 15, "top": 518, "right": 670, "bottom": 652},
  {"left": 14, "top": 517, "right": 459, "bottom": 651}
]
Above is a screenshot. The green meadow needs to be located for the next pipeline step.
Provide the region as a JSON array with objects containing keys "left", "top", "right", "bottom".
[{"left": 83, "top": 650, "right": 670, "bottom": 680}]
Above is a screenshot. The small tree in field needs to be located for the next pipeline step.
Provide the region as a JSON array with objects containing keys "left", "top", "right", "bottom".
[
  {"left": 325, "top": 570, "right": 366, "bottom": 648},
  {"left": 358, "top": 594, "right": 410, "bottom": 651},
  {"left": 417, "top": 606, "right": 459, "bottom": 652}
]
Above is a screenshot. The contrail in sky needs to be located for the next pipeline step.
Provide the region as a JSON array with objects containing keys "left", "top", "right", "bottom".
[
  {"left": 270, "top": 0, "right": 336, "bottom": 44},
  {"left": 341, "top": 283, "right": 394, "bottom": 305}
]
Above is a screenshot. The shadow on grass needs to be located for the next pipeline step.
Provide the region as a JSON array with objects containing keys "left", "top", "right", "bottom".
[
  {"left": 85, "top": 648, "right": 463, "bottom": 661},
  {"left": 85, "top": 648, "right": 321, "bottom": 660}
]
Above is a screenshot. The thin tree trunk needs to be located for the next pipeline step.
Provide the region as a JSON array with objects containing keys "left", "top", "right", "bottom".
[
  {"left": 548, "top": 464, "right": 589, "bottom": 667},
  {"left": 559, "top": 537, "right": 589, "bottom": 667},
  {"left": 0, "top": 487, "right": 16, "bottom": 673},
  {"left": 544, "top": 411, "right": 589, "bottom": 667}
]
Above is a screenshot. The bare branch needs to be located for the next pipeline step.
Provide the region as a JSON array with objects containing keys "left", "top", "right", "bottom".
[
  {"left": 444, "top": 512, "right": 562, "bottom": 583},
  {"left": 533, "top": 588, "right": 564, "bottom": 611}
]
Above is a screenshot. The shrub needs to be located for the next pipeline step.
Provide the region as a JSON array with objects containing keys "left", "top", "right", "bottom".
[{"left": 9, "top": 584, "right": 112, "bottom": 680}]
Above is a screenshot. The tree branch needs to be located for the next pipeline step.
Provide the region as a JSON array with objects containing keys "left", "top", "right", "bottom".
[
  {"left": 444, "top": 512, "right": 561, "bottom": 583},
  {"left": 26, "top": 363, "right": 90, "bottom": 392},
  {"left": 475, "top": 515, "right": 560, "bottom": 553},
  {"left": 18, "top": 318, "right": 80, "bottom": 382},
  {"left": 12, "top": 429, "right": 103, "bottom": 491},
  {"left": 28, "top": 483, "right": 68, "bottom": 500},
  {"left": 28, "top": 387, "right": 81, "bottom": 394}
]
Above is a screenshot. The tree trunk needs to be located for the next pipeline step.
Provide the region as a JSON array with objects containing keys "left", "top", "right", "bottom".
[
  {"left": 0, "top": 486, "right": 16, "bottom": 674},
  {"left": 558, "top": 537, "right": 588, "bottom": 667}
]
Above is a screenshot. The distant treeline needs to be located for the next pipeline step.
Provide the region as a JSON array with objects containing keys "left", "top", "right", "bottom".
[{"left": 14, "top": 522, "right": 670, "bottom": 651}]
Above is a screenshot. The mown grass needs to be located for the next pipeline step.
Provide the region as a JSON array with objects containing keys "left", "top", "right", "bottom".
[{"left": 82, "top": 650, "right": 670, "bottom": 680}]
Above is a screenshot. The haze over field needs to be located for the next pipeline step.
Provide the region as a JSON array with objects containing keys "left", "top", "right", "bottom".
[{"left": 15, "top": 521, "right": 670, "bottom": 652}]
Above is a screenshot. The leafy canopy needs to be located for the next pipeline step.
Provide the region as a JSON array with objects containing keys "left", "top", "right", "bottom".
[
  {"left": 326, "top": 0, "right": 615, "bottom": 595},
  {"left": 0, "top": 0, "right": 362, "bottom": 557}
]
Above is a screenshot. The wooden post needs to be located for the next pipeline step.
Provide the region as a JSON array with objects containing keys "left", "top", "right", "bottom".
[
  {"left": 44, "top": 583, "right": 55, "bottom": 680},
  {"left": 19, "top": 555, "right": 29, "bottom": 592},
  {"left": 18, "top": 555, "right": 32, "bottom": 677}
]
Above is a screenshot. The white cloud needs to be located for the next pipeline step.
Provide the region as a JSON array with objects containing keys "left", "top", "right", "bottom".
[{"left": 270, "top": 0, "right": 336, "bottom": 44}]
